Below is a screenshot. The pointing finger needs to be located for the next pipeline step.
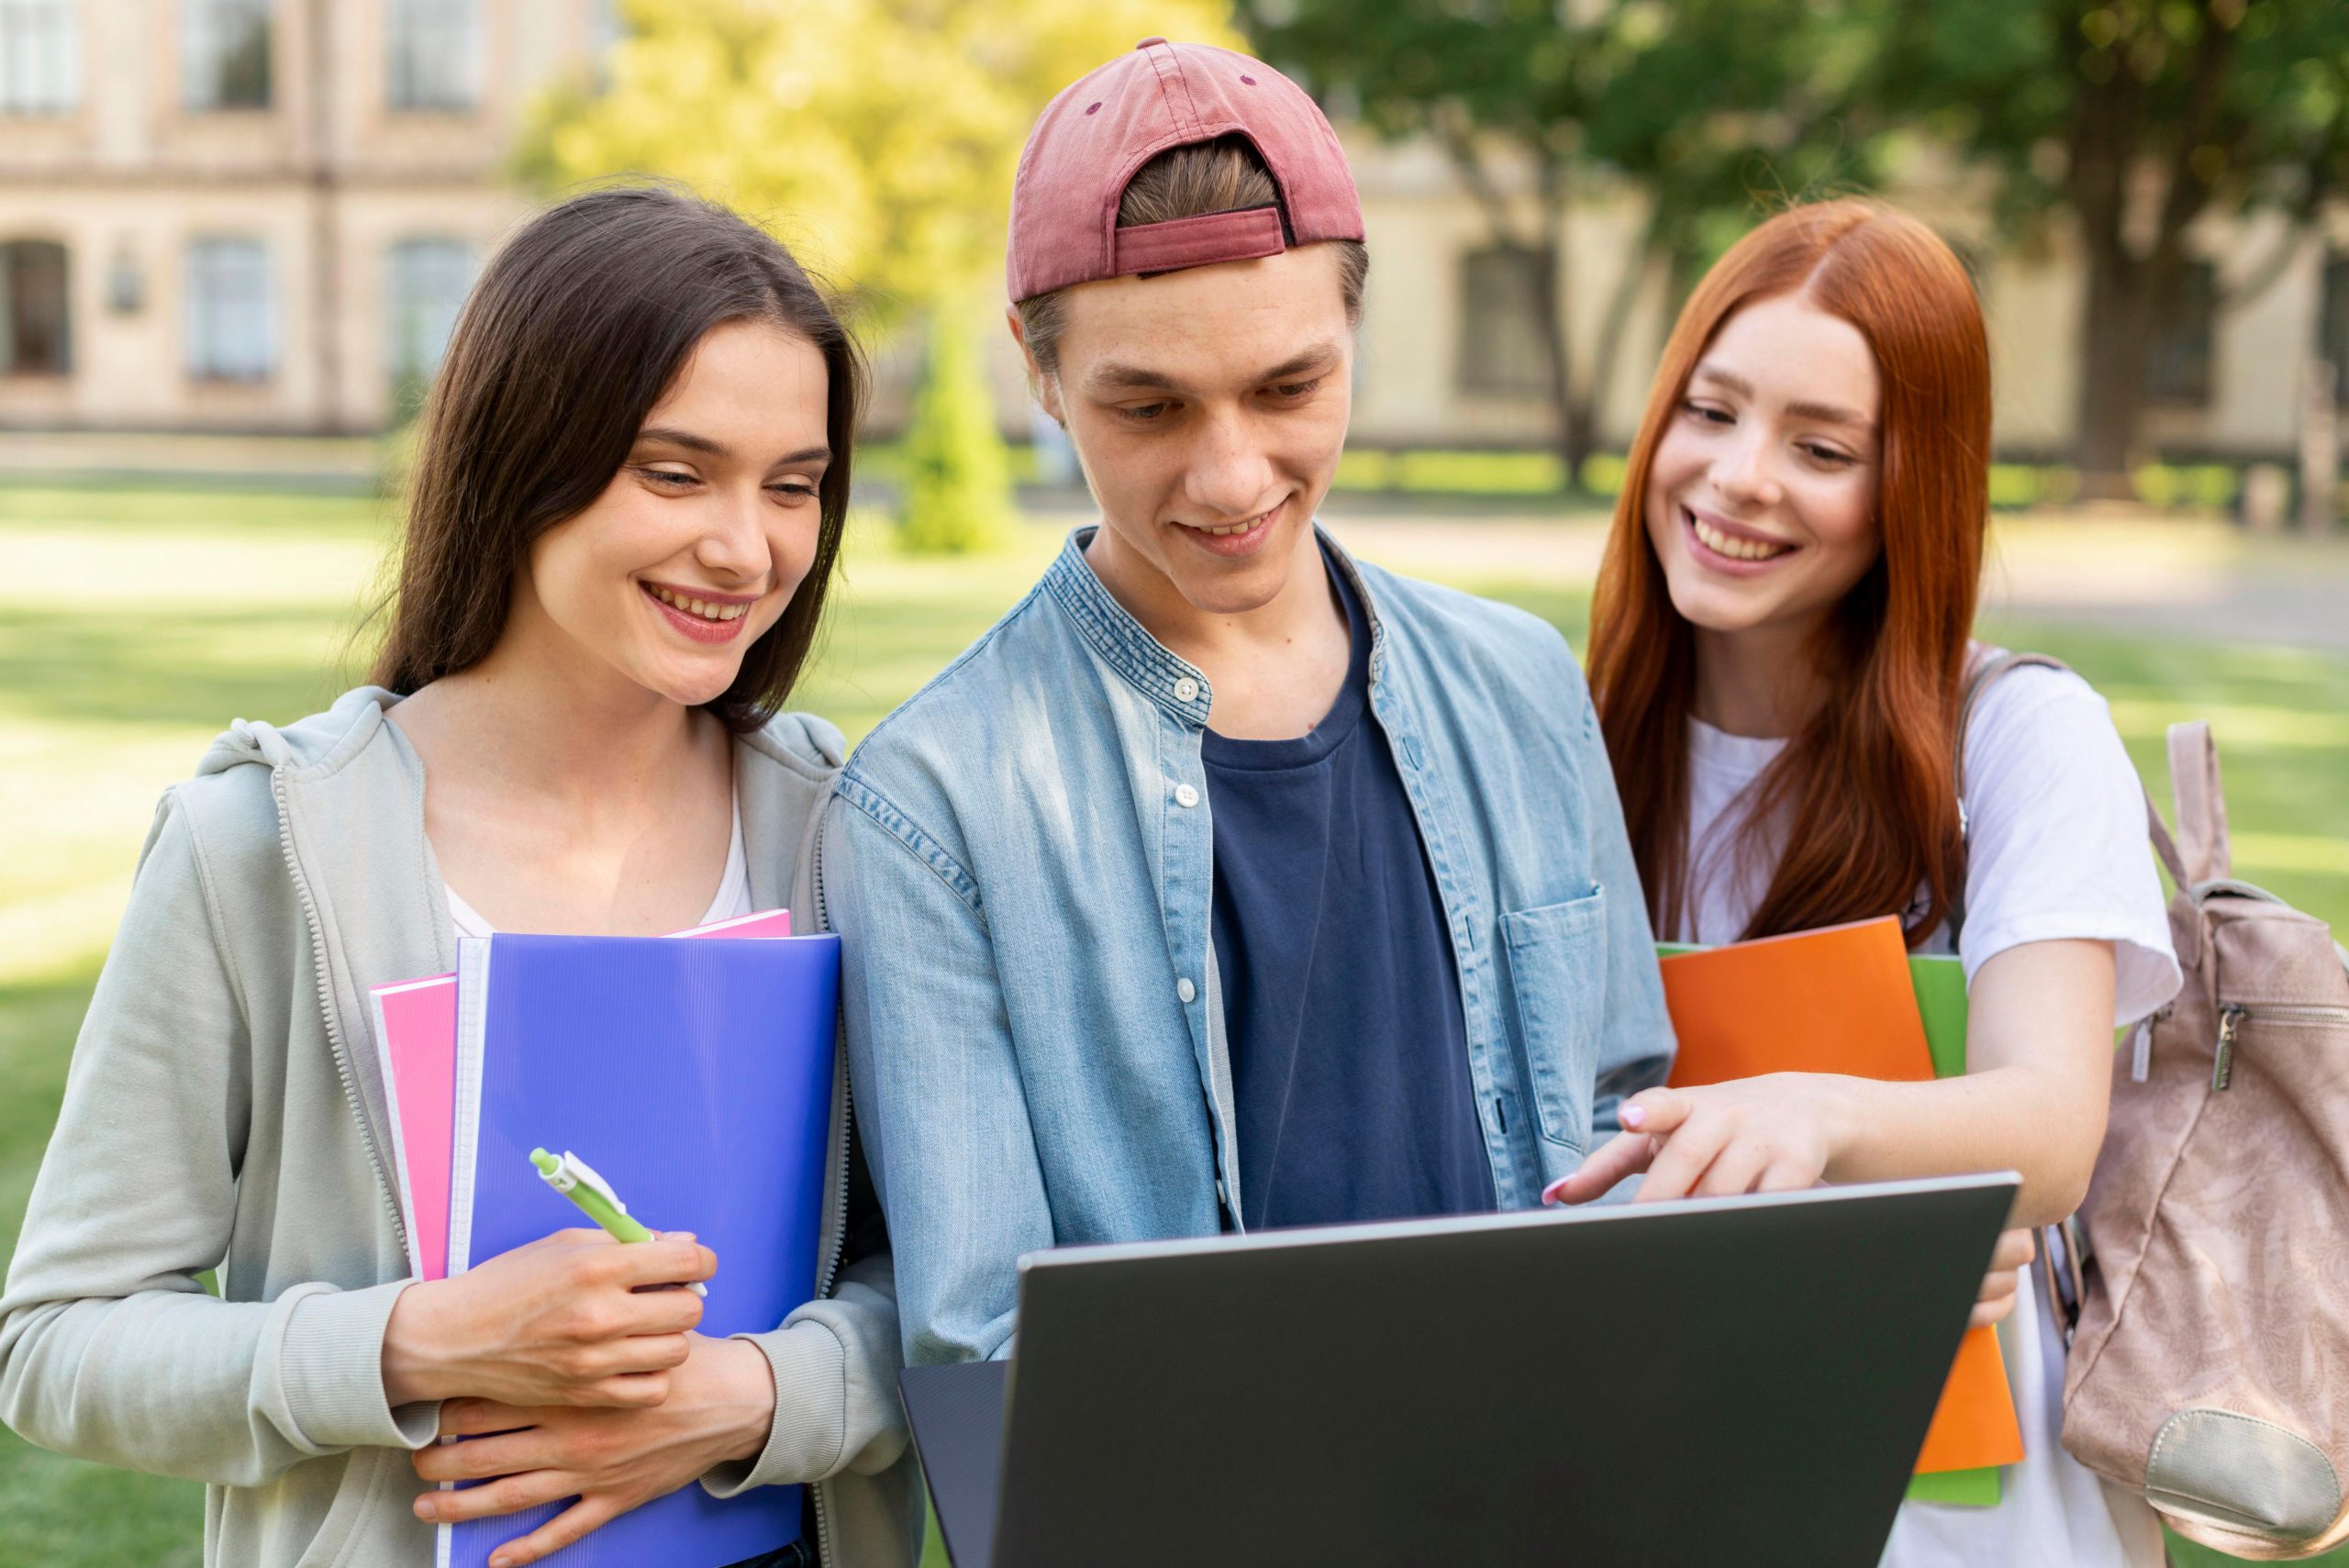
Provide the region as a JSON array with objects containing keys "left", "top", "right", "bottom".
[
  {"left": 1617, "top": 1087, "right": 1691, "bottom": 1138},
  {"left": 1541, "top": 1129, "right": 1656, "bottom": 1205}
]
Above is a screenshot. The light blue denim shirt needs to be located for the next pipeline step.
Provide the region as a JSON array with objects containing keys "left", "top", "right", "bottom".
[{"left": 824, "top": 528, "right": 1674, "bottom": 1366}]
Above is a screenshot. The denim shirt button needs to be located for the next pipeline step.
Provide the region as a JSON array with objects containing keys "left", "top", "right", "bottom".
[
  {"left": 1174, "top": 784, "right": 1199, "bottom": 808},
  {"left": 1173, "top": 677, "right": 1200, "bottom": 704},
  {"left": 1176, "top": 977, "right": 1197, "bottom": 1004}
]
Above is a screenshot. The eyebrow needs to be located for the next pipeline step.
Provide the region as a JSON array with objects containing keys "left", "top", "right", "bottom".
[
  {"left": 1691, "top": 364, "right": 1876, "bottom": 431},
  {"left": 635, "top": 427, "right": 830, "bottom": 467},
  {"left": 1085, "top": 340, "right": 1343, "bottom": 396}
]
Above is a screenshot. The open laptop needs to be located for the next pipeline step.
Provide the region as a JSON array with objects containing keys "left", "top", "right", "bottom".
[{"left": 900, "top": 1173, "right": 2017, "bottom": 1568}]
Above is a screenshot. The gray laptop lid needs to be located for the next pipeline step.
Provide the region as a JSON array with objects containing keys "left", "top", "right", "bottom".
[{"left": 903, "top": 1173, "right": 2016, "bottom": 1568}]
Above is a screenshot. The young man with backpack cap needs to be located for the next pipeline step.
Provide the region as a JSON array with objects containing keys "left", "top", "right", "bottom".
[{"left": 823, "top": 38, "right": 1675, "bottom": 1368}]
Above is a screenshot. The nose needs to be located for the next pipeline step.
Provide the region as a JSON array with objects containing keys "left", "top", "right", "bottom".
[
  {"left": 1181, "top": 404, "right": 1278, "bottom": 522},
  {"left": 695, "top": 483, "right": 774, "bottom": 585},
  {"left": 1712, "top": 427, "right": 1784, "bottom": 511}
]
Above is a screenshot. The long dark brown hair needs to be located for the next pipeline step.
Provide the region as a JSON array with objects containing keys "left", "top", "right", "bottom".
[
  {"left": 1586, "top": 200, "right": 1990, "bottom": 947},
  {"left": 370, "top": 183, "right": 863, "bottom": 731}
]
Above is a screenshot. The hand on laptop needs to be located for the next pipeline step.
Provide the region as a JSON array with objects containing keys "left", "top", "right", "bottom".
[
  {"left": 1542, "top": 1079, "right": 1837, "bottom": 1206},
  {"left": 1548, "top": 1087, "right": 2037, "bottom": 1334}
]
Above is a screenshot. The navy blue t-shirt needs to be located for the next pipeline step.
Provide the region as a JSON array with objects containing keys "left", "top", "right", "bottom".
[{"left": 1204, "top": 551, "right": 1496, "bottom": 1230}]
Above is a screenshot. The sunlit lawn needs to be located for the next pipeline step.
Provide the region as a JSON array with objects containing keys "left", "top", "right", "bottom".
[{"left": 3, "top": 484, "right": 2344, "bottom": 1566}]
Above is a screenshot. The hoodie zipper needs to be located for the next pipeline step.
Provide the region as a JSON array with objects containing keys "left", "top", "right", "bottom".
[
  {"left": 807, "top": 813, "right": 848, "bottom": 1568},
  {"left": 2211, "top": 1001, "right": 2349, "bottom": 1092},
  {"left": 271, "top": 765, "right": 410, "bottom": 1254},
  {"left": 812, "top": 814, "right": 849, "bottom": 1300}
]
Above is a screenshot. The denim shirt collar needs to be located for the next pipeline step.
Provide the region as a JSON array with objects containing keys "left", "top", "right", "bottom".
[{"left": 1040, "top": 524, "right": 1389, "bottom": 728}]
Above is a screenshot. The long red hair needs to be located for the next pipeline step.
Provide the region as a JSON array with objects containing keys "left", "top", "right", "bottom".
[{"left": 1586, "top": 200, "right": 1989, "bottom": 947}]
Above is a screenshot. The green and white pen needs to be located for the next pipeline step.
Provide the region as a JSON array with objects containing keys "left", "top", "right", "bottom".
[{"left": 529, "top": 1147, "right": 707, "bottom": 1296}]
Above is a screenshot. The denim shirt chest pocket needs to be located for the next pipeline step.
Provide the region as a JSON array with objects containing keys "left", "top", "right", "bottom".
[{"left": 1499, "top": 886, "right": 1609, "bottom": 1155}]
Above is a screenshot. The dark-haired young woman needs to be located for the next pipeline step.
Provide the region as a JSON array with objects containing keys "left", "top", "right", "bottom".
[
  {"left": 0, "top": 188, "right": 916, "bottom": 1568},
  {"left": 1557, "top": 201, "right": 2179, "bottom": 1564}
]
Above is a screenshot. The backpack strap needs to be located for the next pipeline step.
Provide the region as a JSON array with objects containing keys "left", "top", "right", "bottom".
[
  {"left": 1950, "top": 651, "right": 2199, "bottom": 928},
  {"left": 1947, "top": 652, "right": 2075, "bottom": 940},
  {"left": 1950, "top": 655, "right": 2200, "bottom": 1332},
  {"left": 2165, "top": 720, "right": 2232, "bottom": 886}
]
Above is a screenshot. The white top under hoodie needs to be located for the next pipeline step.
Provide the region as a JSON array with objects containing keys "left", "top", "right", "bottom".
[{"left": 0, "top": 689, "right": 920, "bottom": 1568}]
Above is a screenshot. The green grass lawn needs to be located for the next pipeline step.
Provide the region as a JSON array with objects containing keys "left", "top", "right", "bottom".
[{"left": 2, "top": 485, "right": 2344, "bottom": 1566}]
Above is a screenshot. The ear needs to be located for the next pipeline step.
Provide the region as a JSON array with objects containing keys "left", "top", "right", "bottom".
[{"left": 1006, "top": 304, "right": 1065, "bottom": 426}]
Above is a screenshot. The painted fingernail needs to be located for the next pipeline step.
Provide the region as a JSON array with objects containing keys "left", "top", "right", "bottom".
[{"left": 1621, "top": 1105, "right": 1646, "bottom": 1129}]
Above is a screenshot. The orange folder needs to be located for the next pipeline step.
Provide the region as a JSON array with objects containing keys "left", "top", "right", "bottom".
[{"left": 1657, "top": 915, "right": 2026, "bottom": 1475}]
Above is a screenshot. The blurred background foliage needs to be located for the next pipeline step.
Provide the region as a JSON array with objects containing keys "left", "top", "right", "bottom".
[
  {"left": 516, "top": 0, "right": 1238, "bottom": 549},
  {"left": 514, "top": 0, "right": 2349, "bottom": 548}
]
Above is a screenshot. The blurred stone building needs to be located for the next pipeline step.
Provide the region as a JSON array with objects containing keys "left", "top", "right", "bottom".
[
  {"left": 0, "top": 0, "right": 2343, "bottom": 462},
  {"left": 0, "top": 0, "right": 604, "bottom": 435}
]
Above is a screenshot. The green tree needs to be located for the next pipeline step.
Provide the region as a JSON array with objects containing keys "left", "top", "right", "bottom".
[
  {"left": 1243, "top": 0, "right": 1876, "bottom": 484},
  {"left": 518, "top": 0, "right": 1238, "bottom": 547},
  {"left": 1867, "top": 0, "right": 2349, "bottom": 492},
  {"left": 899, "top": 295, "right": 1016, "bottom": 553}
]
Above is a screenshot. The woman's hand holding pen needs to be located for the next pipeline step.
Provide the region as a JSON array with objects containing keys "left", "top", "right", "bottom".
[
  {"left": 380, "top": 1228, "right": 718, "bottom": 1409},
  {"left": 409, "top": 1331, "right": 776, "bottom": 1568}
]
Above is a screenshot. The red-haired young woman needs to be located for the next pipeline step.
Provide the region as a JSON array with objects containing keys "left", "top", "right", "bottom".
[{"left": 1557, "top": 201, "right": 2181, "bottom": 1565}]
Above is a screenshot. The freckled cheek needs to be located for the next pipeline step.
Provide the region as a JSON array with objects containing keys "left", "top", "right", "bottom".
[
  {"left": 1643, "top": 442, "right": 1702, "bottom": 557},
  {"left": 1794, "top": 476, "right": 1880, "bottom": 565}
]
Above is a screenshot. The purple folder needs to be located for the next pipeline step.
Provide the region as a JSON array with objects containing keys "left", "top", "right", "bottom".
[{"left": 441, "top": 931, "right": 840, "bottom": 1568}]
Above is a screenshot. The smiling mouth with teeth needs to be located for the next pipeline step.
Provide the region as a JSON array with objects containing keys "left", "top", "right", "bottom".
[
  {"left": 1687, "top": 508, "right": 1795, "bottom": 562},
  {"left": 1189, "top": 511, "right": 1271, "bottom": 538},
  {"left": 647, "top": 584, "right": 751, "bottom": 621}
]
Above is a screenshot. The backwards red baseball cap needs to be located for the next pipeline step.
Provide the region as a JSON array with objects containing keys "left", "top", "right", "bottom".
[{"left": 1007, "top": 38, "right": 1364, "bottom": 304}]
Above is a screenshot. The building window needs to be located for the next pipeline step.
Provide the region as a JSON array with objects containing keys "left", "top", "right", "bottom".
[
  {"left": 183, "top": 0, "right": 272, "bottom": 110},
  {"left": 0, "top": 0, "right": 78, "bottom": 115},
  {"left": 387, "top": 0, "right": 477, "bottom": 111},
  {"left": 0, "top": 239, "right": 70, "bottom": 374},
  {"left": 385, "top": 238, "right": 471, "bottom": 401},
  {"left": 185, "top": 237, "right": 275, "bottom": 383},
  {"left": 105, "top": 244, "right": 142, "bottom": 315},
  {"left": 1456, "top": 245, "right": 1553, "bottom": 398},
  {"left": 2144, "top": 261, "right": 2216, "bottom": 407},
  {"left": 2321, "top": 255, "right": 2349, "bottom": 408}
]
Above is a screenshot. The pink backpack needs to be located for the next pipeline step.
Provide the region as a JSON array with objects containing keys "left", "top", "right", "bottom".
[{"left": 2054, "top": 718, "right": 2349, "bottom": 1558}]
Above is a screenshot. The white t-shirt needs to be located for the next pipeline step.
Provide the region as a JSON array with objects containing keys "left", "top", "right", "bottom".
[
  {"left": 446, "top": 794, "right": 752, "bottom": 939},
  {"left": 1675, "top": 648, "right": 2181, "bottom": 1568}
]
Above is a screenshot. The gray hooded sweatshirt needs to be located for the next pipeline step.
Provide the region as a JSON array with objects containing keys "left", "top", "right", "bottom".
[{"left": 0, "top": 688, "right": 919, "bottom": 1567}]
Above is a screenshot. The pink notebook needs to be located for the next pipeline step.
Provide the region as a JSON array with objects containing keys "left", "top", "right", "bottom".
[{"left": 368, "top": 907, "right": 793, "bottom": 1281}]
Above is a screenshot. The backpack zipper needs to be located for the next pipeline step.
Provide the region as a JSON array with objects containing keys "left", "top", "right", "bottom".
[
  {"left": 2211, "top": 1006, "right": 2243, "bottom": 1091},
  {"left": 2211, "top": 1001, "right": 2349, "bottom": 1092},
  {"left": 2130, "top": 1006, "right": 2171, "bottom": 1083}
]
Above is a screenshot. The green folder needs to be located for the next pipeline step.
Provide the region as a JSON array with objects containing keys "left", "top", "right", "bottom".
[
  {"left": 1653, "top": 944, "right": 2003, "bottom": 1507},
  {"left": 1900, "top": 954, "right": 1999, "bottom": 1506}
]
